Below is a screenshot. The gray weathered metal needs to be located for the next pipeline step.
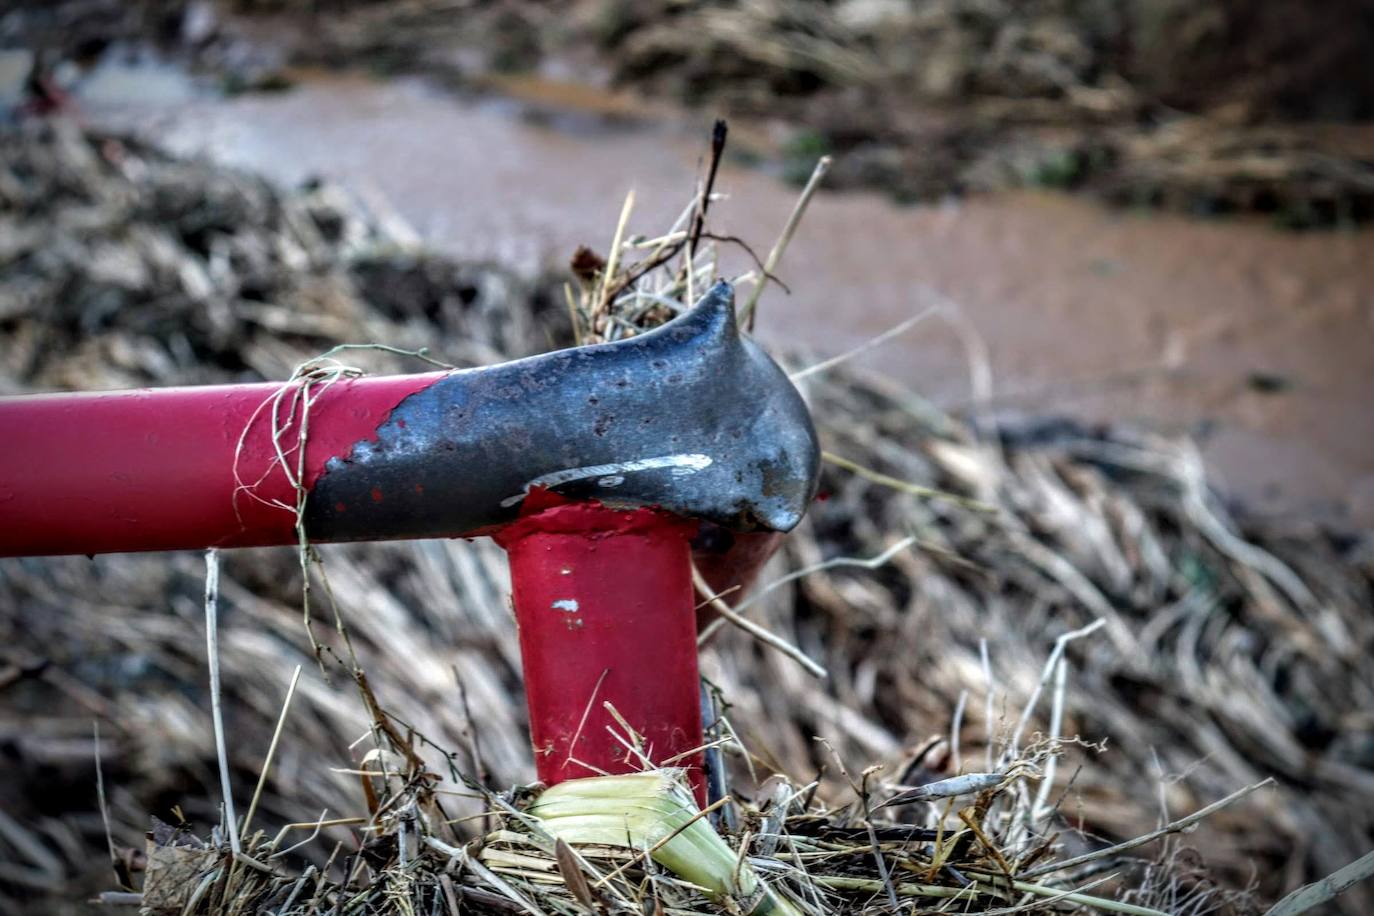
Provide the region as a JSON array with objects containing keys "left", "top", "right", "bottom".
[{"left": 307, "top": 281, "right": 820, "bottom": 542}]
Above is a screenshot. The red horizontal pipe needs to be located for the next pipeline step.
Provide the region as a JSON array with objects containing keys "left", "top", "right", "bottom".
[
  {"left": 0, "top": 375, "right": 442, "bottom": 556},
  {"left": 2, "top": 361, "right": 790, "bottom": 808},
  {"left": 2, "top": 374, "right": 784, "bottom": 805},
  {"left": 496, "top": 503, "right": 706, "bottom": 803}
]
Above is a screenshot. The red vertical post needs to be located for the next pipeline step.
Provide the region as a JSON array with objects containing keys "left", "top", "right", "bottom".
[{"left": 496, "top": 502, "right": 706, "bottom": 804}]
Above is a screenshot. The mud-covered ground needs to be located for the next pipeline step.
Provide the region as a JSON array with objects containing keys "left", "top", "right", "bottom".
[{"left": 6, "top": 0, "right": 1374, "bottom": 223}]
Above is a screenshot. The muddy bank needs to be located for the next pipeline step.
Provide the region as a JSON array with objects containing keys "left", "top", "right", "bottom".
[
  {"left": 7, "top": 0, "right": 1374, "bottom": 222},
  {"left": 586, "top": 0, "right": 1374, "bottom": 219},
  {"left": 68, "top": 72, "right": 1374, "bottom": 528}
]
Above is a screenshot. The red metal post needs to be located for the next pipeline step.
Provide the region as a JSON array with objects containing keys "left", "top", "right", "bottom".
[
  {"left": 0, "top": 382, "right": 759, "bottom": 802},
  {"left": 0, "top": 285, "right": 818, "bottom": 805},
  {"left": 496, "top": 502, "right": 707, "bottom": 803}
]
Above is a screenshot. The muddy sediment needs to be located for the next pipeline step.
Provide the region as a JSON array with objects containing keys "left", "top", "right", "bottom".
[{"left": 9, "top": 0, "right": 1374, "bottom": 222}]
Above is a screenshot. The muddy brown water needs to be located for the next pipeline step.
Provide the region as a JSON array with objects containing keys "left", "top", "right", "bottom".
[{"left": 75, "top": 71, "right": 1374, "bottom": 527}]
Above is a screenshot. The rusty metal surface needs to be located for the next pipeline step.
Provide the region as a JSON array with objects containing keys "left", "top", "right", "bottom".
[{"left": 307, "top": 281, "right": 820, "bottom": 541}]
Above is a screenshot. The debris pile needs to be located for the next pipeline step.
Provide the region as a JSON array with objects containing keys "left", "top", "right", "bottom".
[
  {"left": 0, "top": 120, "right": 568, "bottom": 394},
  {"left": 1, "top": 123, "right": 1372, "bottom": 915},
  {"left": 587, "top": 0, "right": 1374, "bottom": 220}
]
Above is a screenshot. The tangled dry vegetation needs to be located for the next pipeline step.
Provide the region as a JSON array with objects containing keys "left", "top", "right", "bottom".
[{"left": 1, "top": 122, "right": 1372, "bottom": 916}]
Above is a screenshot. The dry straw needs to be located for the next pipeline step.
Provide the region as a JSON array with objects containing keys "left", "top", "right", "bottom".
[
  {"left": 114, "top": 154, "right": 1305, "bottom": 915},
  {"left": 2, "top": 123, "right": 1371, "bottom": 915}
]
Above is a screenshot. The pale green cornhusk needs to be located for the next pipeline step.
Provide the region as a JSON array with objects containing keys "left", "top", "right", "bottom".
[{"left": 529, "top": 770, "right": 804, "bottom": 916}]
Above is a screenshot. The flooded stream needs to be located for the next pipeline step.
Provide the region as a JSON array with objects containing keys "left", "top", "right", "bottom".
[{"left": 74, "top": 69, "right": 1374, "bottom": 526}]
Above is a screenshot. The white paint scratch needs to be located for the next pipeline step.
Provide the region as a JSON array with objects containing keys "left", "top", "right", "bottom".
[
  {"left": 500, "top": 453, "right": 712, "bottom": 507},
  {"left": 552, "top": 599, "right": 579, "bottom": 613}
]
